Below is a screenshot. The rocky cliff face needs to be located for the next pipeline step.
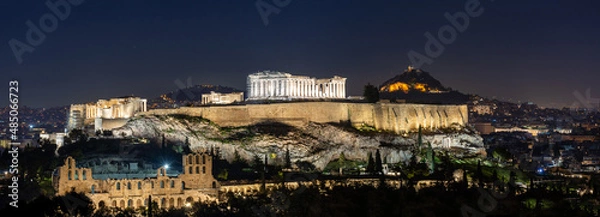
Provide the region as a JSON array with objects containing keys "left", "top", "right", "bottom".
[{"left": 113, "top": 115, "right": 485, "bottom": 169}]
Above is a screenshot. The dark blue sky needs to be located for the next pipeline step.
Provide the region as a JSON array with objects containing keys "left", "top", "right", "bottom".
[{"left": 1, "top": 0, "right": 599, "bottom": 108}]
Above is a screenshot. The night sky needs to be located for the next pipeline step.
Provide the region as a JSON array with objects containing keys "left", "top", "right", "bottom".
[{"left": 1, "top": 0, "right": 599, "bottom": 108}]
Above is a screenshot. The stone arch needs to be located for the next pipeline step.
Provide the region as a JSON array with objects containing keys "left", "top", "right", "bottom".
[
  {"left": 202, "top": 166, "right": 206, "bottom": 174},
  {"left": 170, "top": 180, "right": 175, "bottom": 188},
  {"left": 98, "top": 200, "right": 105, "bottom": 208},
  {"left": 160, "top": 198, "right": 166, "bottom": 208},
  {"left": 120, "top": 200, "right": 125, "bottom": 208},
  {"left": 127, "top": 199, "right": 133, "bottom": 208},
  {"left": 136, "top": 199, "right": 142, "bottom": 207},
  {"left": 82, "top": 170, "right": 87, "bottom": 180},
  {"left": 186, "top": 197, "right": 194, "bottom": 203},
  {"left": 177, "top": 197, "right": 183, "bottom": 207},
  {"left": 202, "top": 155, "right": 206, "bottom": 164},
  {"left": 68, "top": 170, "right": 72, "bottom": 180},
  {"left": 127, "top": 182, "right": 132, "bottom": 190},
  {"left": 188, "top": 166, "right": 192, "bottom": 174},
  {"left": 212, "top": 181, "right": 217, "bottom": 188},
  {"left": 138, "top": 181, "right": 142, "bottom": 189},
  {"left": 195, "top": 166, "right": 199, "bottom": 174},
  {"left": 181, "top": 181, "right": 185, "bottom": 190},
  {"left": 112, "top": 200, "right": 117, "bottom": 207},
  {"left": 160, "top": 181, "right": 165, "bottom": 188},
  {"left": 169, "top": 198, "right": 175, "bottom": 208},
  {"left": 188, "top": 155, "right": 192, "bottom": 164},
  {"left": 195, "top": 155, "right": 200, "bottom": 164},
  {"left": 116, "top": 182, "right": 121, "bottom": 190}
]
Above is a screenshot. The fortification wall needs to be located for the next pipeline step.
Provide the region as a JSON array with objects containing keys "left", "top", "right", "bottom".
[{"left": 139, "top": 102, "right": 467, "bottom": 133}]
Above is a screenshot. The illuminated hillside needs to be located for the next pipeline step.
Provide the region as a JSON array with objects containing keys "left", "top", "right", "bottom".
[
  {"left": 379, "top": 66, "right": 447, "bottom": 93},
  {"left": 379, "top": 66, "right": 469, "bottom": 104}
]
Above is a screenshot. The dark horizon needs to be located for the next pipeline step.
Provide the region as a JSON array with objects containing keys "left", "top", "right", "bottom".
[{"left": 2, "top": 1, "right": 599, "bottom": 108}]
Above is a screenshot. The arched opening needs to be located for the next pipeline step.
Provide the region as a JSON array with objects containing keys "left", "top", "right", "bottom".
[
  {"left": 195, "top": 166, "right": 199, "bottom": 174},
  {"left": 68, "top": 171, "right": 72, "bottom": 180},
  {"left": 138, "top": 181, "right": 142, "bottom": 189},
  {"left": 136, "top": 199, "right": 142, "bottom": 207},
  {"left": 177, "top": 198, "right": 183, "bottom": 207},
  {"left": 169, "top": 198, "right": 175, "bottom": 208},
  {"left": 120, "top": 200, "right": 125, "bottom": 208},
  {"left": 151, "top": 181, "right": 155, "bottom": 188},
  {"left": 98, "top": 201, "right": 105, "bottom": 208},
  {"left": 74, "top": 170, "right": 79, "bottom": 180},
  {"left": 161, "top": 198, "right": 166, "bottom": 208},
  {"left": 112, "top": 200, "right": 117, "bottom": 207},
  {"left": 188, "top": 155, "right": 192, "bottom": 164},
  {"left": 160, "top": 181, "right": 165, "bottom": 188},
  {"left": 82, "top": 170, "right": 87, "bottom": 180},
  {"left": 116, "top": 182, "right": 121, "bottom": 190},
  {"left": 127, "top": 182, "right": 131, "bottom": 190},
  {"left": 127, "top": 199, "right": 133, "bottom": 208},
  {"left": 202, "top": 166, "right": 206, "bottom": 174},
  {"left": 91, "top": 185, "right": 96, "bottom": 194},
  {"left": 181, "top": 181, "right": 185, "bottom": 190},
  {"left": 170, "top": 180, "right": 175, "bottom": 188},
  {"left": 202, "top": 155, "right": 206, "bottom": 164},
  {"left": 195, "top": 155, "right": 200, "bottom": 164},
  {"left": 188, "top": 166, "right": 192, "bottom": 174},
  {"left": 186, "top": 197, "right": 194, "bottom": 203},
  {"left": 212, "top": 181, "right": 217, "bottom": 188}
]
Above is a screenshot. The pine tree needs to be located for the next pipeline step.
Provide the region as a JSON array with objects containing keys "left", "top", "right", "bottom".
[
  {"left": 233, "top": 149, "right": 243, "bottom": 164},
  {"left": 285, "top": 148, "right": 291, "bottom": 168},
  {"left": 477, "top": 160, "right": 484, "bottom": 187},
  {"left": 375, "top": 149, "right": 383, "bottom": 175},
  {"left": 363, "top": 83, "right": 379, "bottom": 103},
  {"left": 366, "top": 152, "right": 375, "bottom": 175},
  {"left": 462, "top": 168, "right": 469, "bottom": 189}
]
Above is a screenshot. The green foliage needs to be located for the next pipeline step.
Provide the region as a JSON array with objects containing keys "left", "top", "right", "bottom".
[
  {"left": 366, "top": 152, "right": 375, "bottom": 174},
  {"left": 375, "top": 149, "right": 383, "bottom": 175},
  {"left": 492, "top": 147, "right": 512, "bottom": 161},
  {"left": 363, "top": 83, "right": 380, "bottom": 103}
]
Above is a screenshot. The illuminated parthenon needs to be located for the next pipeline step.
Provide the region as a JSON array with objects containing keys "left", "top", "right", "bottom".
[{"left": 246, "top": 71, "right": 346, "bottom": 101}]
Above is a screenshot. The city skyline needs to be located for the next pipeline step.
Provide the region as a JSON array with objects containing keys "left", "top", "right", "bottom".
[{"left": 1, "top": 1, "right": 599, "bottom": 108}]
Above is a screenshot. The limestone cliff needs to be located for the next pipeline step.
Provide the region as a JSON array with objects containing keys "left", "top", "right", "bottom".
[{"left": 112, "top": 115, "right": 485, "bottom": 169}]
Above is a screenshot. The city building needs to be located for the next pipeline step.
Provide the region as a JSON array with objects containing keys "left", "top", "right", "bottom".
[
  {"left": 53, "top": 152, "right": 219, "bottom": 209},
  {"left": 201, "top": 91, "right": 244, "bottom": 105},
  {"left": 246, "top": 71, "right": 347, "bottom": 101},
  {"left": 67, "top": 97, "right": 147, "bottom": 132}
]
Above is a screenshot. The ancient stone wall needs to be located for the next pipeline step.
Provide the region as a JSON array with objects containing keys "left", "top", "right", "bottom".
[{"left": 139, "top": 102, "right": 467, "bottom": 133}]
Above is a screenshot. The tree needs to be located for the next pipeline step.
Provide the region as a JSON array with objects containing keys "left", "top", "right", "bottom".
[
  {"left": 285, "top": 148, "right": 291, "bottom": 168},
  {"left": 366, "top": 152, "right": 375, "bottom": 175},
  {"left": 363, "top": 83, "right": 380, "bottom": 103},
  {"left": 477, "top": 160, "right": 484, "bottom": 187},
  {"left": 375, "top": 149, "right": 383, "bottom": 175}
]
